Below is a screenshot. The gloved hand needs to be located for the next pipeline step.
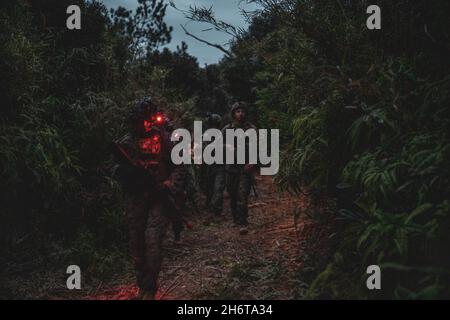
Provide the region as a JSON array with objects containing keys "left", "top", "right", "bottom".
[{"left": 162, "top": 179, "right": 175, "bottom": 193}]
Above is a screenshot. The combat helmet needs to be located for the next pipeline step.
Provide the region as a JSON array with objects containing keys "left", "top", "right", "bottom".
[
  {"left": 206, "top": 112, "right": 222, "bottom": 128},
  {"left": 129, "top": 96, "right": 158, "bottom": 122},
  {"left": 230, "top": 101, "right": 247, "bottom": 119}
]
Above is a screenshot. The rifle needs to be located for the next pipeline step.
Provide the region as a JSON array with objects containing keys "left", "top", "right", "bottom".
[
  {"left": 113, "top": 141, "right": 192, "bottom": 238},
  {"left": 251, "top": 174, "right": 259, "bottom": 198},
  {"left": 112, "top": 142, "right": 184, "bottom": 212},
  {"left": 244, "top": 164, "right": 259, "bottom": 198}
]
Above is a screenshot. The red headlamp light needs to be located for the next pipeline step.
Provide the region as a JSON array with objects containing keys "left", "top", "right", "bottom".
[
  {"left": 155, "top": 114, "right": 164, "bottom": 124},
  {"left": 143, "top": 113, "right": 165, "bottom": 132}
]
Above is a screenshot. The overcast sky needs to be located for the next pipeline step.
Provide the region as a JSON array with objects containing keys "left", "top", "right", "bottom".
[{"left": 104, "top": 0, "right": 259, "bottom": 66}]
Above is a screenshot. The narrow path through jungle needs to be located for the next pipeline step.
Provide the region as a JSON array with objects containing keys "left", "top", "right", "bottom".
[{"left": 90, "top": 175, "right": 310, "bottom": 300}]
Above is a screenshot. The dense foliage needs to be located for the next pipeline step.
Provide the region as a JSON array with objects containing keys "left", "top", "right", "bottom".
[
  {"left": 1, "top": 0, "right": 449, "bottom": 299},
  {"left": 225, "top": 0, "right": 450, "bottom": 298},
  {"left": 0, "top": 0, "right": 227, "bottom": 298}
]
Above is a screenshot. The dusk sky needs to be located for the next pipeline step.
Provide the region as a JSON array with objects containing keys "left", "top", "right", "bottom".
[{"left": 104, "top": 0, "right": 259, "bottom": 66}]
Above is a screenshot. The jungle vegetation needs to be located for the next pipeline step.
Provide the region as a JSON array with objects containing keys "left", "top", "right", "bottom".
[{"left": 1, "top": 0, "right": 449, "bottom": 299}]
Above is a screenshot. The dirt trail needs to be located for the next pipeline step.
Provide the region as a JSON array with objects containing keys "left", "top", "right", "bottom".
[{"left": 90, "top": 175, "right": 309, "bottom": 300}]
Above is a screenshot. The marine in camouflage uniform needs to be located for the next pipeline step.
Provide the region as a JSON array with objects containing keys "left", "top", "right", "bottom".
[
  {"left": 112, "top": 97, "right": 186, "bottom": 299},
  {"left": 222, "top": 102, "right": 257, "bottom": 234},
  {"left": 184, "top": 164, "right": 202, "bottom": 214},
  {"left": 201, "top": 112, "right": 225, "bottom": 216}
]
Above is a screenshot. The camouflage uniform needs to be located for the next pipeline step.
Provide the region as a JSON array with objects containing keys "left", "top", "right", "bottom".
[
  {"left": 222, "top": 103, "right": 257, "bottom": 227},
  {"left": 113, "top": 97, "right": 186, "bottom": 299},
  {"left": 201, "top": 113, "right": 225, "bottom": 216},
  {"left": 204, "top": 165, "right": 225, "bottom": 215},
  {"left": 226, "top": 168, "right": 253, "bottom": 226},
  {"left": 184, "top": 164, "right": 202, "bottom": 214}
]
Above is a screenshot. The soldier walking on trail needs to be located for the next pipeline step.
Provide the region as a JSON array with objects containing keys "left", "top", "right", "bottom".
[
  {"left": 222, "top": 102, "right": 257, "bottom": 235},
  {"left": 201, "top": 112, "right": 225, "bottom": 218},
  {"left": 112, "top": 97, "right": 187, "bottom": 300}
]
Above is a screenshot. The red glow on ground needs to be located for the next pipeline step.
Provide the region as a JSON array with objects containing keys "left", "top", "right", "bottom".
[{"left": 90, "top": 285, "right": 165, "bottom": 300}]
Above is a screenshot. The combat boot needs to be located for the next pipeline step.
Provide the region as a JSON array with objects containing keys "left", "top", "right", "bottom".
[
  {"left": 239, "top": 226, "right": 248, "bottom": 235},
  {"left": 137, "top": 289, "right": 156, "bottom": 300}
]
